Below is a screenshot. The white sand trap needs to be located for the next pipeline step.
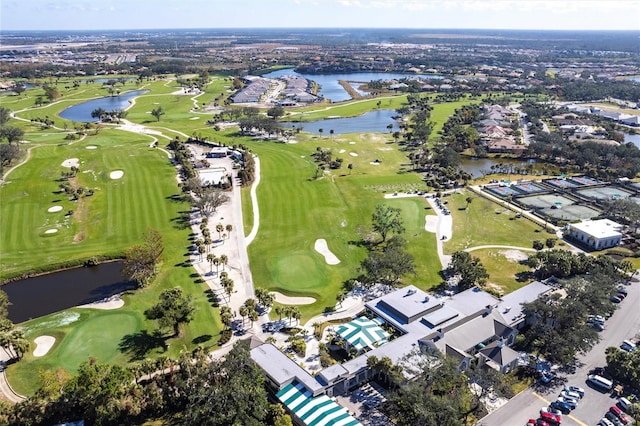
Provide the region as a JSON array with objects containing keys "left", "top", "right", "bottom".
[
  {"left": 86, "top": 145, "right": 98, "bottom": 150},
  {"left": 48, "top": 205, "right": 63, "bottom": 213},
  {"left": 61, "top": 158, "right": 79, "bottom": 168},
  {"left": 110, "top": 170, "right": 124, "bottom": 179},
  {"left": 44, "top": 229, "right": 58, "bottom": 234},
  {"left": 33, "top": 336, "right": 55, "bottom": 357},
  {"left": 339, "top": 149, "right": 346, "bottom": 153},
  {"left": 369, "top": 161, "right": 380, "bottom": 165},
  {"left": 190, "top": 117, "right": 200, "bottom": 120},
  {"left": 425, "top": 215, "right": 438, "bottom": 232},
  {"left": 349, "top": 152, "right": 358, "bottom": 157},
  {"left": 271, "top": 291, "right": 316, "bottom": 305},
  {"left": 78, "top": 294, "right": 124, "bottom": 310},
  {"left": 349, "top": 142, "right": 356, "bottom": 145},
  {"left": 314, "top": 238, "right": 341, "bottom": 265}
]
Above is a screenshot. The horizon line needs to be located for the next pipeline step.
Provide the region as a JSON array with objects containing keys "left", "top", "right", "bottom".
[{"left": 3, "top": 27, "right": 640, "bottom": 33}]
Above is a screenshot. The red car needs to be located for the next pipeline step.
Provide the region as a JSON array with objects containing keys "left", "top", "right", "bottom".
[
  {"left": 540, "top": 410, "right": 562, "bottom": 424},
  {"left": 609, "top": 406, "right": 630, "bottom": 424}
]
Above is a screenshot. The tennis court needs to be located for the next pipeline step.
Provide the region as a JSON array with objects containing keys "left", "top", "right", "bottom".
[
  {"left": 519, "top": 193, "right": 601, "bottom": 221},
  {"left": 576, "top": 186, "right": 634, "bottom": 201},
  {"left": 512, "top": 182, "right": 546, "bottom": 194},
  {"left": 568, "top": 176, "right": 601, "bottom": 186},
  {"left": 486, "top": 185, "right": 520, "bottom": 198},
  {"left": 545, "top": 179, "right": 577, "bottom": 189}
]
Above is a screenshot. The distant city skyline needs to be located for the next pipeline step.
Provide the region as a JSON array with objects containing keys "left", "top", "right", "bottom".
[{"left": 3, "top": 0, "right": 640, "bottom": 32}]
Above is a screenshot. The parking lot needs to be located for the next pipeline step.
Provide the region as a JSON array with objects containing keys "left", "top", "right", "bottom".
[{"left": 479, "top": 276, "right": 640, "bottom": 426}]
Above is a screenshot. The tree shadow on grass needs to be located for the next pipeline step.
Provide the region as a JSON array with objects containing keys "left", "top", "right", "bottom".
[
  {"left": 170, "top": 213, "right": 192, "bottom": 230},
  {"left": 119, "top": 329, "right": 167, "bottom": 361},
  {"left": 192, "top": 334, "right": 212, "bottom": 345}
]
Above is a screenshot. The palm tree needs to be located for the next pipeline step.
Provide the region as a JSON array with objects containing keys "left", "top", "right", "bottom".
[
  {"left": 219, "top": 254, "right": 228, "bottom": 271},
  {"left": 204, "top": 236, "right": 212, "bottom": 253},
  {"left": 465, "top": 196, "right": 474, "bottom": 210},
  {"left": 216, "top": 223, "right": 224, "bottom": 239},
  {"left": 239, "top": 305, "right": 248, "bottom": 327},
  {"left": 225, "top": 224, "right": 233, "bottom": 238},
  {"left": 207, "top": 254, "right": 217, "bottom": 273},
  {"left": 212, "top": 256, "right": 221, "bottom": 275}
]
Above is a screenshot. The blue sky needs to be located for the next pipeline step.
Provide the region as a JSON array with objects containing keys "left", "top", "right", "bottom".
[{"left": 3, "top": 0, "right": 640, "bottom": 31}]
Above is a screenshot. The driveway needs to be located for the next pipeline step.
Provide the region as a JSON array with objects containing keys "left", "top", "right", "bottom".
[{"left": 479, "top": 274, "right": 640, "bottom": 426}]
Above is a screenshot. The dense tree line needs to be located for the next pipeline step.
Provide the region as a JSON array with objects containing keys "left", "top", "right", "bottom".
[
  {"left": 0, "top": 342, "right": 292, "bottom": 426},
  {"left": 520, "top": 251, "right": 631, "bottom": 365},
  {"left": 0, "top": 106, "right": 24, "bottom": 175}
]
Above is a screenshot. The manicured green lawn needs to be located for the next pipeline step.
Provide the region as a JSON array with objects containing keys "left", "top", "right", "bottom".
[
  {"left": 471, "top": 248, "right": 533, "bottom": 294},
  {"left": 443, "top": 190, "right": 544, "bottom": 254},
  {"left": 245, "top": 131, "right": 443, "bottom": 320}
]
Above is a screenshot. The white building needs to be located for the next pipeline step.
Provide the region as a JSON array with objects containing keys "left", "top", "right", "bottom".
[{"left": 567, "top": 219, "right": 623, "bottom": 250}]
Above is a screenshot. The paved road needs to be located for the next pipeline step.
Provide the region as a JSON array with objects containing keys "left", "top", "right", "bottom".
[{"left": 479, "top": 275, "right": 640, "bottom": 426}]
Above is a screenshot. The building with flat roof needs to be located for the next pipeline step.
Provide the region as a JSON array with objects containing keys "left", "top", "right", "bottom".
[
  {"left": 251, "top": 281, "right": 552, "bottom": 404},
  {"left": 566, "top": 219, "right": 623, "bottom": 250}
]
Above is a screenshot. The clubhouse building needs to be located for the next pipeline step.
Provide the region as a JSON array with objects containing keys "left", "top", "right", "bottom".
[{"left": 251, "top": 282, "right": 551, "bottom": 425}]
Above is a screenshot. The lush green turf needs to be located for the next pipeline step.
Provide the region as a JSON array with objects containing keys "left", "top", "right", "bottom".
[
  {"left": 245, "top": 131, "right": 443, "bottom": 320},
  {"left": 443, "top": 190, "right": 545, "bottom": 253},
  {"left": 471, "top": 248, "right": 533, "bottom": 294}
]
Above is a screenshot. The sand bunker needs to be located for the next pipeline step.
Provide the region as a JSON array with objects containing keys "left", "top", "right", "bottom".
[
  {"left": 500, "top": 250, "right": 530, "bottom": 262},
  {"left": 349, "top": 152, "right": 358, "bottom": 157},
  {"left": 190, "top": 117, "right": 200, "bottom": 120},
  {"left": 369, "top": 161, "right": 380, "bottom": 165},
  {"left": 339, "top": 149, "right": 346, "bottom": 153},
  {"left": 314, "top": 238, "right": 341, "bottom": 265},
  {"left": 349, "top": 142, "right": 356, "bottom": 145},
  {"left": 78, "top": 294, "right": 124, "bottom": 310},
  {"left": 425, "top": 215, "right": 438, "bottom": 232},
  {"left": 44, "top": 229, "right": 58, "bottom": 234},
  {"left": 86, "top": 145, "right": 98, "bottom": 150},
  {"left": 271, "top": 291, "right": 316, "bottom": 305},
  {"left": 61, "top": 158, "right": 79, "bottom": 168},
  {"left": 110, "top": 170, "right": 124, "bottom": 179},
  {"left": 48, "top": 205, "right": 63, "bottom": 213},
  {"left": 33, "top": 336, "right": 55, "bottom": 357}
]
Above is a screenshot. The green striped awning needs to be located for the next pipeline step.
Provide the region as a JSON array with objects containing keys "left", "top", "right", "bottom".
[
  {"left": 276, "top": 382, "right": 361, "bottom": 426},
  {"left": 335, "top": 317, "right": 389, "bottom": 352}
]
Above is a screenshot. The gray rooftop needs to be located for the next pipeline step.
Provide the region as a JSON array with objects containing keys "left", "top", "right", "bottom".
[
  {"left": 496, "top": 280, "right": 552, "bottom": 326},
  {"left": 250, "top": 343, "right": 323, "bottom": 394},
  {"left": 366, "top": 285, "right": 441, "bottom": 326}
]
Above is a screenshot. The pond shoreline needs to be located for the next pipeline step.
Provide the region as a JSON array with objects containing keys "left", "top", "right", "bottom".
[{"left": 1, "top": 256, "right": 123, "bottom": 286}]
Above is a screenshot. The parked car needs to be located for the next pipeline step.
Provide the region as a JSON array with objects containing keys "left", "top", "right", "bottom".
[
  {"left": 617, "top": 287, "right": 628, "bottom": 296},
  {"left": 556, "top": 396, "right": 577, "bottom": 409},
  {"left": 550, "top": 400, "right": 572, "bottom": 414},
  {"left": 617, "top": 397, "right": 632, "bottom": 412},
  {"left": 589, "top": 314, "right": 606, "bottom": 325},
  {"left": 564, "top": 385, "right": 585, "bottom": 398},
  {"left": 540, "top": 410, "right": 562, "bottom": 424},
  {"left": 590, "top": 322, "right": 605, "bottom": 331},
  {"left": 535, "top": 419, "right": 550, "bottom": 426},
  {"left": 540, "top": 371, "right": 556, "bottom": 384},
  {"left": 560, "top": 390, "right": 581, "bottom": 401},
  {"left": 621, "top": 340, "right": 637, "bottom": 353},
  {"left": 599, "top": 418, "right": 615, "bottom": 426},
  {"left": 527, "top": 419, "right": 536, "bottom": 426},
  {"left": 611, "top": 295, "right": 622, "bottom": 303},
  {"left": 605, "top": 411, "right": 624, "bottom": 426},
  {"left": 609, "top": 406, "right": 631, "bottom": 424}
]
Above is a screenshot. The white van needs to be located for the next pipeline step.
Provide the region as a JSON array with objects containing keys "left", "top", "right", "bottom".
[
  {"left": 588, "top": 374, "right": 613, "bottom": 391},
  {"left": 618, "top": 397, "right": 631, "bottom": 411}
]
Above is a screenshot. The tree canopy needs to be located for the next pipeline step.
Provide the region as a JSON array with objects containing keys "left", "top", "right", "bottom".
[
  {"left": 446, "top": 251, "right": 489, "bottom": 292},
  {"left": 371, "top": 203, "right": 405, "bottom": 242},
  {"left": 145, "top": 287, "right": 195, "bottom": 337}
]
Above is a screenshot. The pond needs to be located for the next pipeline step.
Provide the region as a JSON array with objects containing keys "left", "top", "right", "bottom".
[
  {"left": 59, "top": 89, "right": 148, "bottom": 123},
  {"left": 262, "top": 69, "right": 444, "bottom": 102},
  {"left": 459, "top": 157, "right": 540, "bottom": 179},
  {"left": 285, "top": 109, "right": 400, "bottom": 135},
  {"left": 3, "top": 261, "right": 135, "bottom": 323},
  {"left": 622, "top": 131, "right": 640, "bottom": 149}
]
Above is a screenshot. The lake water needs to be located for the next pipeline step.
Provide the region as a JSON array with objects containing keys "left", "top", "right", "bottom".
[
  {"left": 623, "top": 131, "right": 640, "bottom": 148},
  {"left": 3, "top": 261, "right": 135, "bottom": 323},
  {"left": 287, "top": 109, "right": 399, "bottom": 135},
  {"left": 263, "top": 69, "right": 443, "bottom": 102},
  {"left": 459, "top": 157, "right": 539, "bottom": 179},
  {"left": 59, "top": 89, "right": 148, "bottom": 122}
]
